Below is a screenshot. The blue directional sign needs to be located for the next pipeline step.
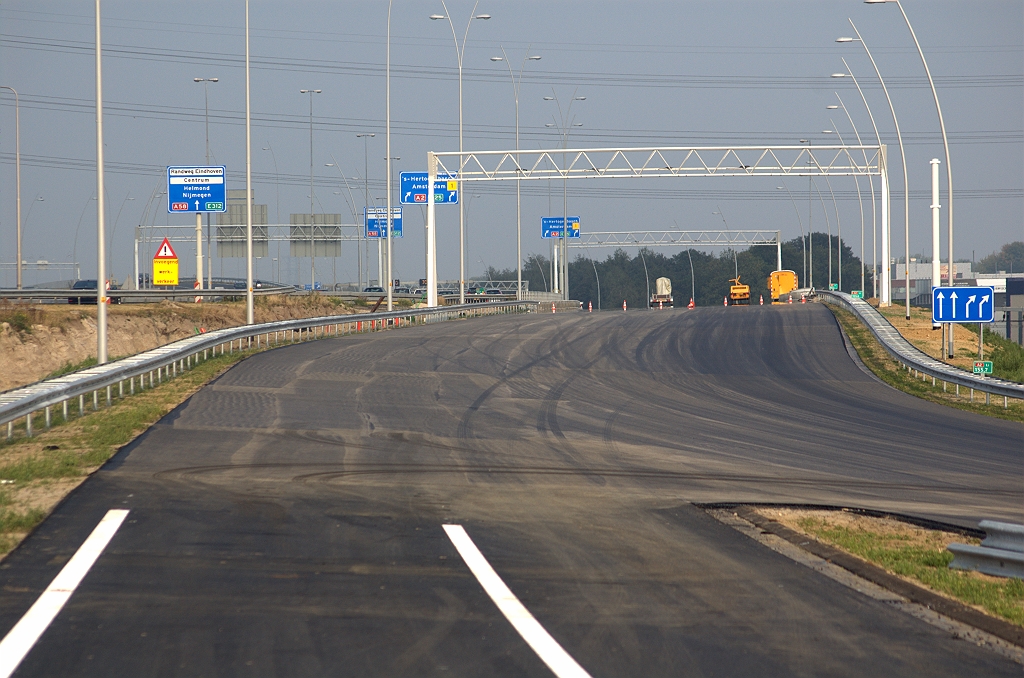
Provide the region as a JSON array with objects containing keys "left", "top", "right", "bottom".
[
  {"left": 167, "top": 166, "right": 227, "bottom": 213},
  {"left": 400, "top": 172, "right": 458, "bottom": 204},
  {"left": 364, "top": 207, "right": 403, "bottom": 239},
  {"left": 542, "top": 216, "right": 581, "bottom": 239},
  {"left": 932, "top": 286, "right": 994, "bottom": 323}
]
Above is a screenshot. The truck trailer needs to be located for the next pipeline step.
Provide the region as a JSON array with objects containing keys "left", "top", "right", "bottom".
[{"left": 650, "top": 277, "right": 674, "bottom": 308}]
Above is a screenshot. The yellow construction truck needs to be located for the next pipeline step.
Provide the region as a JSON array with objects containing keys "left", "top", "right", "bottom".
[
  {"left": 728, "top": 276, "right": 750, "bottom": 305},
  {"left": 768, "top": 270, "right": 799, "bottom": 302}
]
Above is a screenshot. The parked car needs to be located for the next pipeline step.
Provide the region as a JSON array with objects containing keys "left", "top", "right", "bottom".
[
  {"left": 363, "top": 286, "right": 385, "bottom": 293},
  {"left": 68, "top": 280, "right": 121, "bottom": 305},
  {"left": 394, "top": 287, "right": 411, "bottom": 294}
]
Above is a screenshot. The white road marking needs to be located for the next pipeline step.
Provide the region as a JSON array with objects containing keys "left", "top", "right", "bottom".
[
  {"left": 443, "top": 524, "right": 593, "bottom": 678},
  {"left": 0, "top": 509, "right": 129, "bottom": 678}
]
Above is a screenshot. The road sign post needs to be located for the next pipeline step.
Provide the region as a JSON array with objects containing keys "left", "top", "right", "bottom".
[
  {"left": 400, "top": 172, "right": 458, "bottom": 204},
  {"left": 364, "top": 207, "right": 403, "bottom": 239},
  {"left": 932, "top": 286, "right": 994, "bottom": 324},
  {"left": 152, "top": 237, "right": 179, "bottom": 286}
]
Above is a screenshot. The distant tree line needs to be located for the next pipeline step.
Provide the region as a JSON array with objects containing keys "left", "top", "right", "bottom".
[
  {"left": 976, "top": 241, "right": 1024, "bottom": 275},
  {"left": 486, "top": 232, "right": 870, "bottom": 309}
]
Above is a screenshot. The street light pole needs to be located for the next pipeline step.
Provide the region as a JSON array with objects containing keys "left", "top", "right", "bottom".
[
  {"left": 820, "top": 129, "right": 843, "bottom": 291},
  {"left": 0, "top": 86, "right": 20, "bottom": 289},
  {"left": 95, "top": 0, "right": 108, "bottom": 363},
  {"left": 800, "top": 139, "right": 813, "bottom": 290},
  {"left": 194, "top": 77, "right": 218, "bottom": 289},
  {"left": 491, "top": 48, "right": 541, "bottom": 301},
  {"left": 356, "top": 133, "right": 375, "bottom": 289},
  {"left": 261, "top": 144, "right": 280, "bottom": 282},
  {"left": 868, "top": 0, "right": 954, "bottom": 342},
  {"left": 828, "top": 120, "right": 862, "bottom": 293},
  {"left": 839, "top": 20, "right": 910, "bottom": 319},
  {"left": 300, "top": 88, "right": 322, "bottom": 292},
  {"left": 244, "top": 0, "right": 254, "bottom": 324},
  {"left": 776, "top": 184, "right": 806, "bottom": 288},
  {"left": 830, "top": 94, "right": 875, "bottom": 297},
  {"left": 544, "top": 90, "right": 585, "bottom": 301},
  {"left": 832, "top": 61, "right": 884, "bottom": 301},
  {"left": 590, "top": 257, "right": 601, "bottom": 310},
  {"left": 432, "top": 3, "right": 491, "bottom": 306}
]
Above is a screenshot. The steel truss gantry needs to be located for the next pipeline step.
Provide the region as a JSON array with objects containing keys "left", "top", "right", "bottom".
[
  {"left": 424, "top": 145, "right": 887, "bottom": 307},
  {"left": 569, "top": 230, "right": 783, "bottom": 272}
]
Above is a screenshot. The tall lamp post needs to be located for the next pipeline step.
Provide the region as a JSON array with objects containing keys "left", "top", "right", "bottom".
[
  {"left": 829, "top": 94, "right": 876, "bottom": 298},
  {"left": 799, "top": 139, "right": 814, "bottom": 289},
  {"left": 356, "top": 133, "right": 375, "bottom": 289},
  {"left": 837, "top": 20, "right": 909, "bottom": 319},
  {"left": 821, "top": 129, "right": 843, "bottom": 290},
  {"left": 490, "top": 47, "right": 541, "bottom": 301},
  {"left": 0, "top": 86, "right": 20, "bottom": 289},
  {"left": 832, "top": 62, "right": 885, "bottom": 301},
  {"left": 244, "top": 0, "right": 254, "bottom": 324},
  {"left": 431, "top": 3, "right": 491, "bottom": 305},
  {"left": 95, "top": 0, "right": 109, "bottom": 362},
  {"left": 193, "top": 77, "right": 218, "bottom": 289},
  {"left": 865, "top": 0, "right": 954, "bottom": 348},
  {"left": 776, "top": 184, "right": 806, "bottom": 288},
  {"left": 544, "top": 90, "right": 585, "bottom": 300},
  {"left": 300, "top": 88, "right": 322, "bottom": 292},
  {"left": 261, "top": 144, "right": 280, "bottom": 282}
]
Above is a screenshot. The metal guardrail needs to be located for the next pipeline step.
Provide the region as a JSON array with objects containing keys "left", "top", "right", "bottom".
[
  {"left": 0, "top": 284, "right": 294, "bottom": 301},
  {"left": 1, "top": 300, "right": 537, "bottom": 440},
  {"left": 948, "top": 520, "right": 1024, "bottom": 580},
  {"left": 816, "top": 290, "right": 1024, "bottom": 403}
]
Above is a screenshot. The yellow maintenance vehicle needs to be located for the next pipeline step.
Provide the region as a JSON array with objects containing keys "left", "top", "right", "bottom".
[
  {"left": 768, "top": 270, "right": 799, "bottom": 302},
  {"left": 728, "top": 276, "right": 750, "bottom": 305}
]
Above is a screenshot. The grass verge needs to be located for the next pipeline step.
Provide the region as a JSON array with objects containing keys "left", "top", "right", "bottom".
[
  {"left": 0, "top": 349, "right": 250, "bottom": 558},
  {"left": 826, "top": 303, "right": 1024, "bottom": 423},
  {"left": 759, "top": 508, "right": 1024, "bottom": 628}
]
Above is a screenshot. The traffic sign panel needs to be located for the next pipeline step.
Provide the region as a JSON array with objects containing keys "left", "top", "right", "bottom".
[
  {"left": 167, "top": 166, "right": 227, "bottom": 213},
  {"left": 932, "top": 286, "right": 994, "bottom": 323},
  {"left": 152, "top": 237, "right": 179, "bottom": 286},
  {"left": 364, "top": 207, "right": 403, "bottom": 239},
  {"left": 400, "top": 172, "right": 458, "bottom": 204},
  {"left": 973, "top": 360, "right": 993, "bottom": 375},
  {"left": 542, "top": 216, "right": 581, "bottom": 239}
]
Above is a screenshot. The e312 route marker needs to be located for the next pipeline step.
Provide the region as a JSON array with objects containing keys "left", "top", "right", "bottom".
[{"left": 932, "top": 286, "right": 994, "bottom": 324}]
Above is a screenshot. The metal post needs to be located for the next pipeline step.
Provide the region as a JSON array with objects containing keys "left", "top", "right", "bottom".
[
  {"left": 95, "top": 0, "right": 108, "bottom": 364},
  {"left": 386, "top": 4, "right": 394, "bottom": 312},
  {"left": 427, "top": 152, "right": 438, "bottom": 307},
  {"left": 195, "top": 212, "right": 203, "bottom": 292},
  {"left": 245, "top": 0, "right": 254, "bottom": 325},
  {"left": 931, "top": 159, "right": 941, "bottom": 329},
  {"left": 0, "top": 87, "right": 20, "bottom": 289}
]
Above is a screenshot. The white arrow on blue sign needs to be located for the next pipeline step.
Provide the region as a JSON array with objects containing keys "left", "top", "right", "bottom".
[
  {"left": 932, "top": 286, "right": 994, "bottom": 323},
  {"left": 167, "top": 166, "right": 227, "bottom": 213}
]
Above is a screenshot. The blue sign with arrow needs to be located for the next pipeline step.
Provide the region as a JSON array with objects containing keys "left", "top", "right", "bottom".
[
  {"left": 932, "top": 286, "right": 994, "bottom": 323},
  {"left": 400, "top": 172, "right": 458, "bottom": 205},
  {"left": 167, "top": 166, "right": 227, "bottom": 213},
  {"left": 542, "top": 216, "right": 581, "bottom": 239},
  {"left": 364, "top": 206, "right": 403, "bottom": 239}
]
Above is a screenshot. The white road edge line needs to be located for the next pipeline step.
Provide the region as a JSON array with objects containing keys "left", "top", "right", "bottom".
[
  {"left": 443, "top": 524, "right": 593, "bottom": 678},
  {"left": 0, "top": 509, "right": 129, "bottom": 678}
]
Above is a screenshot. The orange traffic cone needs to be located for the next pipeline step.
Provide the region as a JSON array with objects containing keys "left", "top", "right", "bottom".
[
  {"left": 687, "top": 298, "right": 695, "bottom": 309},
  {"left": 659, "top": 300, "right": 663, "bottom": 310},
  {"left": 788, "top": 294, "right": 793, "bottom": 304},
  {"left": 623, "top": 300, "right": 627, "bottom": 311},
  {"left": 759, "top": 295, "right": 763, "bottom": 306},
  {"left": 801, "top": 294, "right": 806, "bottom": 304},
  {"left": 551, "top": 303, "right": 556, "bottom": 314},
  {"left": 723, "top": 296, "right": 728, "bottom": 306},
  {"left": 588, "top": 301, "right": 592, "bottom": 312}
]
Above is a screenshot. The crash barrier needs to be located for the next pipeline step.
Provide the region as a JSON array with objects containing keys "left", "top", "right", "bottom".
[
  {"left": 0, "top": 301, "right": 537, "bottom": 441},
  {"left": 816, "top": 290, "right": 1024, "bottom": 406},
  {"left": 948, "top": 520, "right": 1024, "bottom": 580}
]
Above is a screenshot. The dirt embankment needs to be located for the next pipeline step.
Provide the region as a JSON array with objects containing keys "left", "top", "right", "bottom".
[{"left": 0, "top": 295, "right": 372, "bottom": 392}]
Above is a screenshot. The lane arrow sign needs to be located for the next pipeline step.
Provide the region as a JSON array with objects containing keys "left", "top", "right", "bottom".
[
  {"left": 194, "top": 199, "right": 200, "bottom": 210},
  {"left": 936, "top": 291, "right": 945, "bottom": 319},
  {"left": 950, "top": 291, "right": 958, "bottom": 318},
  {"left": 981, "top": 294, "right": 990, "bottom": 314},
  {"left": 966, "top": 294, "right": 977, "bottom": 317}
]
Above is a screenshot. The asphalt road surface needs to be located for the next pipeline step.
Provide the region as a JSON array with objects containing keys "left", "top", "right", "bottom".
[{"left": 2, "top": 304, "right": 1022, "bottom": 676}]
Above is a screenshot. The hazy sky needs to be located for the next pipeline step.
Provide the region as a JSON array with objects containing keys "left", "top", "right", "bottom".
[{"left": 1, "top": 0, "right": 1021, "bottom": 287}]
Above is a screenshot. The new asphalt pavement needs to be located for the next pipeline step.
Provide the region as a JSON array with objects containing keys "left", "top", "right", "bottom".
[{"left": 1, "top": 303, "right": 1021, "bottom": 676}]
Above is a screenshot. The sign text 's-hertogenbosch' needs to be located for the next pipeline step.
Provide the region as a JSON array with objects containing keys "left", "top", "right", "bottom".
[
  {"left": 167, "top": 166, "right": 227, "bottom": 213},
  {"left": 400, "top": 172, "right": 458, "bottom": 205},
  {"left": 932, "top": 286, "right": 995, "bottom": 324}
]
